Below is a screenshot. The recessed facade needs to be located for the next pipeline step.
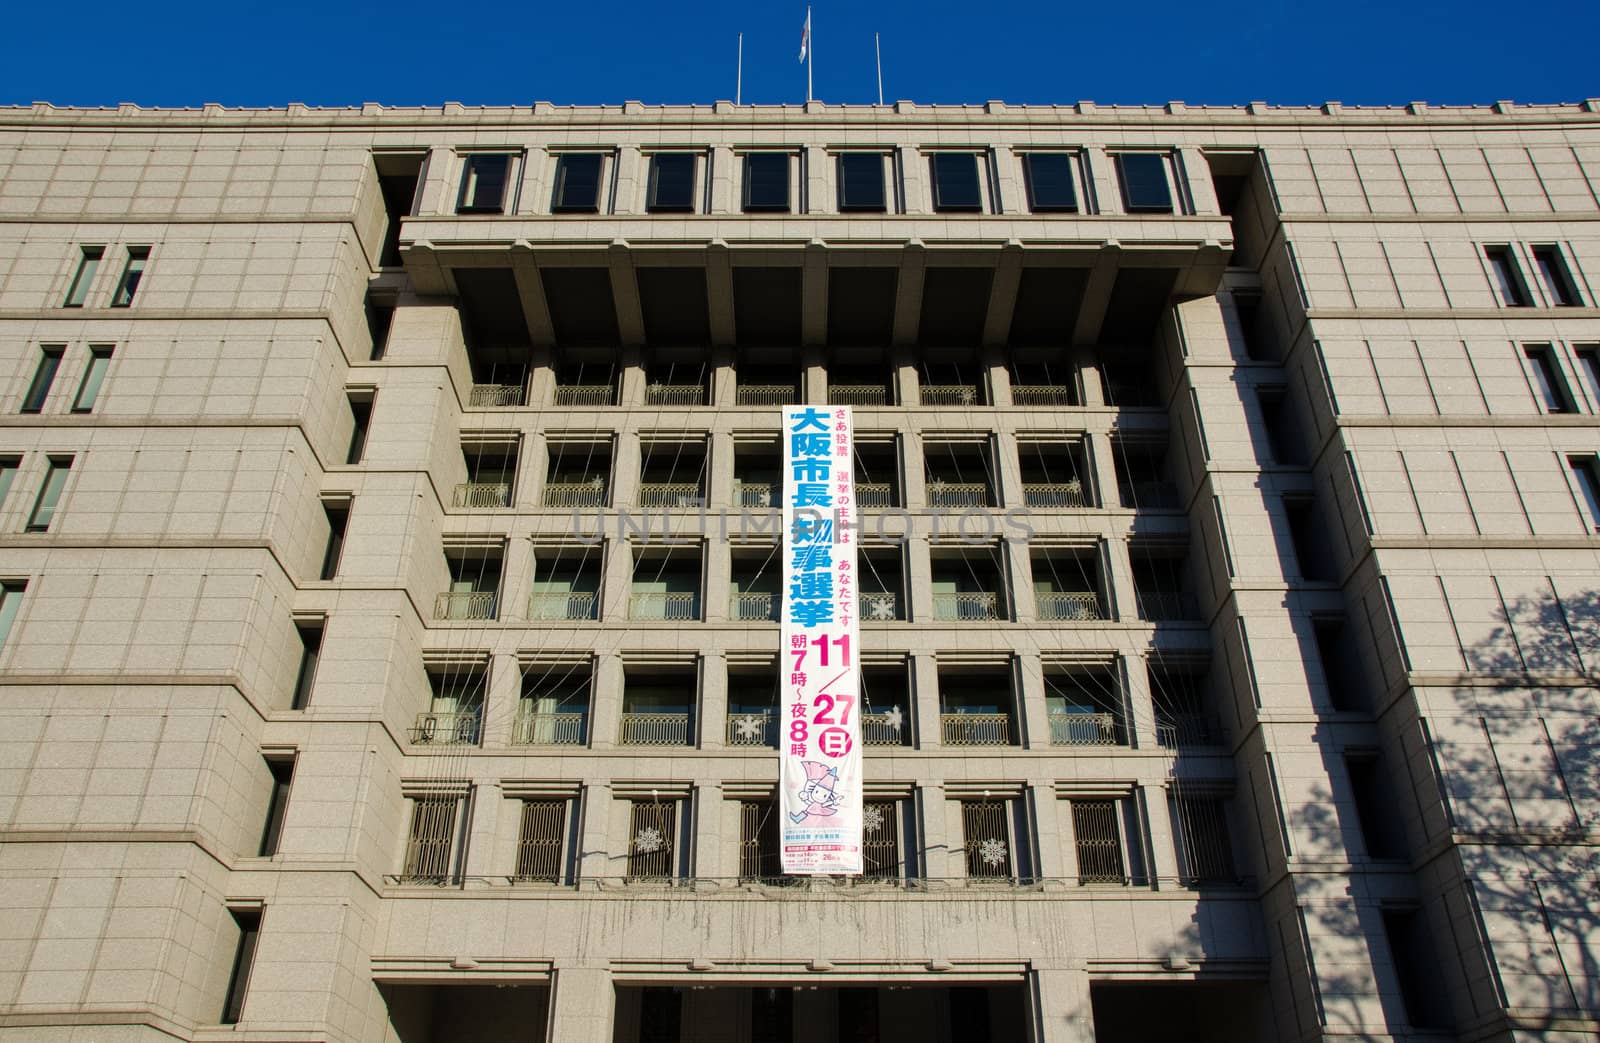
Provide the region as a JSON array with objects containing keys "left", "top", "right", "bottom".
[{"left": 1, "top": 96, "right": 1599, "bottom": 1042}]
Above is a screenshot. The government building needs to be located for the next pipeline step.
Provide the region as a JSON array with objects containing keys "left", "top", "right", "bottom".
[{"left": 1, "top": 95, "right": 1598, "bottom": 1042}]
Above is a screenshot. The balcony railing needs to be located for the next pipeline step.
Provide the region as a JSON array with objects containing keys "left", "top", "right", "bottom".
[
  {"left": 859, "top": 591, "right": 901, "bottom": 621},
  {"left": 856, "top": 482, "right": 895, "bottom": 509},
  {"left": 618, "top": 711, "right": 692, "bottom": 745},
  {"left": 645, "top": 384, "right": 705, "bottom": 407},
  {"left": 933, "top": 591, "right": 1001, "bottom": 621},
  {"left": 737, "top": 384, "right": 797, "bottom": 406},
  {"left": 1022, "top": 481, "right": 1087, "bottom": 509},
  {"left": 1120, "top": 481, "right": 1181, "bottom": 509},
  {"left": 512, "top": 711, "right": 587, "bottom": 746},
  {"left": 411, "top": 710, "right": 482, "bottom": 745},
  {"left": 940, "top": 712, "right": 1011, "bottom": 746},
  {"left": 1156, "top": 713, "right": 1226, "bottom": 748},
  {"left": 732, "top": 481, "right": 778, "bottom": 508},
  {"left": 543, "top": 480, "right": 607, "bottom": 508},
  {"left": 1036, "top": 592, "right": 1104, "bottom": 621},
  {"left": 453, "top": 482, "right": 510, "bottom": 508},
  {"left": 629, "top": 592, "right": 700, "bottom": 621},
  {"left": 926, "top": 482, "right": 988, "bottom": 508},
  {"left": 729, "top": 592, "right": 778, "bottom": 621},
  {"left": 1137, "top": 590, "right": 1199, "bottom": 622},
  {"left": 829, "top": 384, "right": 889, "bottom": 406},
  {"left": 553, "top": 385, "right": 613, "bottom": 407},
  {"left": 434, "top": 591, "right": 497, "bottom": 620},
  {"left": 527, "top": 591, "right": 598, "bottom": 621},
  {"left": 862, "top": 711, "right": 907, "bottom": 745},
  {"left": 920, "top": 385, "right": 980, "bottom": 407},
  {"left": 1011, "top": 385, "right": 1077, "bottom": 407},
  {"left": 638, "top": 483, "right": 704, "bottom": 508},
  {"left": 1048, "top": 711, "right": 1121, "bottom": 746},
  {"left": 725, "top": 711, "right": 776, "bottom": 746},
  {"left": 468, "top": 383, "right": 524, "bottom": 408}
]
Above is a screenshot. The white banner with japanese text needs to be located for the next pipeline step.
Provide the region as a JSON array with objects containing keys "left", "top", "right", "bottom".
[{"left": 780, "top": 405, "right": 862, "bottom": 875}]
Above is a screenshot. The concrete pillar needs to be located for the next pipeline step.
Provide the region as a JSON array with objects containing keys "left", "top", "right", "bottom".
[
  {"left": 577, "top": 783, "right": 614, "bottom": 879},
  {"left": 1029, "top": 966, "right": 1095, "bottom": 1043},
  {"left": 1030, "top": 781, "right": 1067, "bottom": 881},
  {"left": 910, "top": 651, "right": 941, "bottom": 752},
  {"left": 906, "top": 536, "right": 934, "bottom": 626},
  {"left": 692, "top": 782, "right": 723, "bottom": 877},
  {"left": 805, "top": 145, "right": 832, "bottom": 215},
  {"left": 414, "top": 146, "right": 455, "bottom": 217},
  {"left": 985, "top": 344, "right": 1013, "bottom": 407},
  {"left": 991, "top": 145, "right": 1023, "bottom": 215},
  {"left": 1003, "top": 531, "right": 1035, "bottom": 626},
  {"left": 1122, "top": 653, "right": 1157, "bottom": 750},
  {"left": 898, "top": 146, "right": 927, "bottom": 214},
  {"left": 547, "top": 963, "right": 615, "bottom": 1041},
  {"left": 591, "top": 653, "right": 624, "bottom": 750},
  {"left": 601, "top": 539, "right": 633, "bottom": 626},
  {"left": 612, "top": 146, "right": 642, "bottom": 214},
  {"left": 700, "top": 653, "right": 727, "bottom": 750},
  {"left": 709, "top": 146, "right": 736, "bottom": 214},
  {"left": 1016, "top": 653, "right": 1050, "bottom": 751},
  {"left": 480, "top": 651, "right": 522, "bottom": 748},
  {"left": 1082, "top": 146, "right": 1119, "bottom": 216},
  {"left": 802, "top": 346, "right": 827, "bottom": 404},
  {"left": 1142, "top": 784, "right": 1181, "bottom": 887},
  {"left": 1084, "top": 431, "right": 1120, "bottom": 511},
  {"left": 462, "top": 782, "right": 500, "bottom": 878},
  {"left": 916, "top": 782, "right": 949, "bottom": 880},
  {"left": 1102, "top": 536, "right": 1139, "bottom": 624},
  {"left": 710, "top": 345, "right": 737, "bottom": 408}
]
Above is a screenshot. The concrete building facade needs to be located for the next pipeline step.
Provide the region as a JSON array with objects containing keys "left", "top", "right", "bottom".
[{"left": 0, "top": 96, "right": 1598, "bottom": 1042}]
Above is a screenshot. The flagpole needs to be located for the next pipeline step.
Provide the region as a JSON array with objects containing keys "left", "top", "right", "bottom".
[
  {"left": 806, "top": 6, "right": 813, "bottom": 103},
  {"left": 736, "top": 33, "right": 743, "bottom": 106},
  {"left": 875, "top": 32, "right": 883, "bottom": 106}
]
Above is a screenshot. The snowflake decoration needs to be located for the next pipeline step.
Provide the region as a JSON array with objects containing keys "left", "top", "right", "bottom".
[
  {"left": 589, "top": 476, "right": 605, "bottom": 490},
  {"left": 733, "top": 715, "right": 766, "bottom": 741},
  {"left": 868, "top": 596, "right": 897, "bottom": 620},
  {"left": 755, "top": 488, "right": 772, "bottom": 506},
  {"left": 862, "top": 805, "right": 885, "bottom": 834},
  {"left": 959, "top": 387, "right": 976, "bottom": 405},
  {"left": 928, "top": 478, "right": 947, "bottom": 494},
  {"left": 977, "top": 837, "right": 1008, "bottom": 868},
  {"left": 633, "top": 827, "right": 664, "bottom": 854},
  {"left": 882, "top": 705, "right": 904, "bottom": 733}
]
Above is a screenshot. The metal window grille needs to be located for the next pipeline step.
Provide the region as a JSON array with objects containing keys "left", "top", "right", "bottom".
[
  {"left": 514, "top": 800, "right": 567, "bottom": 883},
  {"left": 863, "top": 800, "right": 901, "bottom": 879},
  {"left": 628, "top": 801, "right": 676, "bottom": 880},
  {"left": 738, "top": 801, "right": 782, "bottom": 882},
  {"left": 1071, "top": 801, "right": 1125, "bottom": 884},
  {"left": 402, "top": 797, "right": 458, "bottom": 883},
  {"left": 961, "top": 800, "right": 1013, "bottom": 880},
  {"left": 1174, "top": 796, "right": 1236, "bottom": 884}
]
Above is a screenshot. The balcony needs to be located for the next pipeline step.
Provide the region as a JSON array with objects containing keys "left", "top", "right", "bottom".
[
  {"left": 1136, "top": 590, "right": 1199, "bottom": 622},
  {"left": 729, "top": 592, "right": 778, "bottom": 621},
  {"left": 618, "top": 712, "right": 692, "bottom": 746},
  {"left": 411, "top": 710, "right": 482, "bottom": 745},
  {"left": 553, "top": 384, "right": 613, "bottom": 407},
  {"left": 940, "top": 713, "right": 1011, "bottom": 746},
  {"left": 860, "top": 591, "right": 900, "bottom": 622},
  {"left": 468, "top": 383, "right": 524, "bottom": 408},
  {"left": 933, "top": 591, "right": 1000, "bottom": 621},
  {"left": 512, "top": 711, "right": 587, "bottom": 746},
  {"left": 1048, "top": 711, "right": 1120, "bottom": 746},
  {"left": 737, "top": 384, "right": 797, "bottom": 406},
  {"left": 543, "top": 478, "right": 607, "bottom": 508},
  {"left": 645, "top": 383, "right": 705, "bottom": 407},
  {"left": 862, "top": 711, "right": 907, "bottom": 745},
  {"left": 638, "top": 483, "right": 704, "bottom": 508},
  {"left": 926, "top": 481, "right": 989, "bottom": 509},
  {"left": 453, "top": 482, "right": 510, "bottom": 508},
  {"left": 1156, "top": 712, "right": 1226, "bottom": 748},
  {"left": 1036, "top": 591, "right": 1104, "bottom": 621},
  {"left": 629, "top": 592, "right": 700, "bottom": 621},
  {"left": 1022, "top": 480, "right": 1087, "bottom": 509},
  {"left": 527, "top": 591, "right": 598, "bottom": 621},
  {"left": 732, "top": 480, "right": 778, "bottom": 508},
  {"left": 857, "top": 483, "right": 894, "bottom": 508},
  {"left": 726, "top": 711, "right": 776, "bottom": 747},
  {"left": 1011, "top": 385, "right": 1077, "bottom": 407},
  {"left": 829, "top": 384, "right": 889, "bottom": 406},
  {"left": 434, "top": 591, "right": 497, "bottom": 620},
  {"left": 921, "top": 385, "right": 980, "bottom": 407}
]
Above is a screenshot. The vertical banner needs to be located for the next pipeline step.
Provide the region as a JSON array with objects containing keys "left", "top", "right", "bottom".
[{"left": 780, "top": 406, "right": 862, "bottom": 875}]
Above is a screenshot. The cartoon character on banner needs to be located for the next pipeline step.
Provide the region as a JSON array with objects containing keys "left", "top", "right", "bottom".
[{"left": 790, "top": 761, "right": 844, "bottom": 824}]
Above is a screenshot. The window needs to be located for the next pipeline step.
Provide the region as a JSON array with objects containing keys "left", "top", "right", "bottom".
[
  {"left": 63, "top": 246, "right": 102, "bottom": 307},
  {"left": 1531, "top": 245, "right": 1581, "bottom": 306},
  {"left": 1382, "top": 908, "right": 1453, "bottom": 1029},
  {"left": 257, "top": 758, "right": 294, "bottom": 857},
  {"left": 1284, "top": 496, "right": 1335, "bottom": 581},
  {"left": 109, "top": 246, "right": 149, "bottom": 307},
  {"left": 627, "top": 798, "right": 679, "bottom": 880},
  {"left": 401, "top": 795, "right": 462, "bottom": 883},
  {"left": 0, "top": 458, "right": 17, "bottom": 507},
  {"left": 1484, "top": 245, "right": 1532, "bottom": 307},
  {"left": 1071, "top": 800, "right": 1127, "bottom": 884},
  {"left": 1256, "top": 386, "right": 1304, "bottom": 464},
  {"left": 1021, "top": 153, "right": 1078, "bottom": 212},
  {"left": 1569, "top": 457, "right": 1600, "bottom": 533},
  {"left": 930, "top": 153, "right": 983, "bottom": 212},
  {"left": 456, "top": 153, "right": 512, "bottom": 214},
  {"left": 346, "top": 393, "right": 372, "bottom": 464},
  {"left": 738, "top": 800, "right": 782, "bottom": 882},
  {"left": 1313, "top": 617, "right": 1365, "bottom": 712},
  {"left": 960, "top": 798, "right": 1017, "bottom": 881},
  {"left": 514, "top": 799, "right": 570, "bottom": 883},
  {"left": 27, "top": 457, "right": 71, "bottom": 532},
  {"left": 220, "top": 907, "right": 261, "bottom": 1025},
  {"left": 552, "top": 153, "right": 604, "bottom": 213},
  {"left": 1171, "top": 795, "right": 1236, "bottom": 884},
  {"left": 72, "top": 346, "right": 113, "bottom": 413},
  {"left": 1115, "top": 153, "right": 1174, "bottom": 213},
  {"left": 290, "top": 620, "right": 322, "bottom": 710},
  {"left": 366, "top": 295, "right": 394, "bottom": 361},
  {"left": 319, "top": 501, "right": 348, "bottom": 579},
  {"left": 837, "top": 152, "right": 886, "bottom": 211},
  {"left": 1346, "top": 753, "right": 1406, "bottom": 860},
  {"left": 862, "top": 799, "right": 903, "bottom": 879},
  {"left": 1523, "top": 344, "right": 1572, "bottom": 413},
  {"left": 647, "top": 153, "right": 697, "bottom": 212},
  {"left": 1574, "top": 345, "right": 1600, "bottom": 408},
  {"left": 0, "top": 581, "right": 25, "bottom": 649},
  {"left": 21, "top": 346, "right": 64, "bottom": 413},
  {"left": 742, "top": 152, "right": 791, "bottom": 212}
]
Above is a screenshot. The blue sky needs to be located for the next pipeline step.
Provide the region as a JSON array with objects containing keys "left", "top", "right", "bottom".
[{"left": 3, "top": 1, "right": 1597, "bottom": 109}]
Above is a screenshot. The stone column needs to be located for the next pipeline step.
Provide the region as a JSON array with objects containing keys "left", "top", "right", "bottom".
[
  {"left": 700, "top": 653, "right": 727, "bottom": 750},
  {"left": 910, "top": 650, "right": 941, "bottom": 751},
  {"left": 590, "top": 653, "right": 624, "bottom": 751},
  {"left": 1029, "top": 966, "right": 1096, "bottom": 1042},
  {"left": 546, "top": 963, "right": 615, "bottom": 1041}
]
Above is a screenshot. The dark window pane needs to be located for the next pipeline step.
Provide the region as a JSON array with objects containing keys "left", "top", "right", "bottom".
[
  {"left": 743, "top": 153, "right": 790, "bottom": 211},
  {"left": 838, "top": 153, "right": 886, "bottom": 211},
  {"left": 221, "top": 908, "right": 261, "bottom": 1024},
  {"left": 553, "top": 154, "right": 603, "bottom": 212},
  {"left": 1533, "top": 246, "right": 1581, "bottom": 306},
  {"left": 931, "top": 153, "right": 982, "bottom": 211},
  {"left": 110, "top": 247, "right": 148, "bottom": 307},
  {"left": 648, "top": 154, "right": 696, "bottom": 212},
  {"left": 1117, "top": 153, "right": 1174, "bottom": 212},
  {"left": 21, "top": 348, "right": 63, "bottom": 413},
  {"left": 1023, "top": 153, "right": 1078, "bottom": 212},
  {"left": 1485, "top": 246, "right": 1531, "bottom": 307},
  {"left": 458, "top": 154, "right": 510, "bottom": 213},
  {"left": 258, "top": 759, "right": 294, "bottom": 856}
]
